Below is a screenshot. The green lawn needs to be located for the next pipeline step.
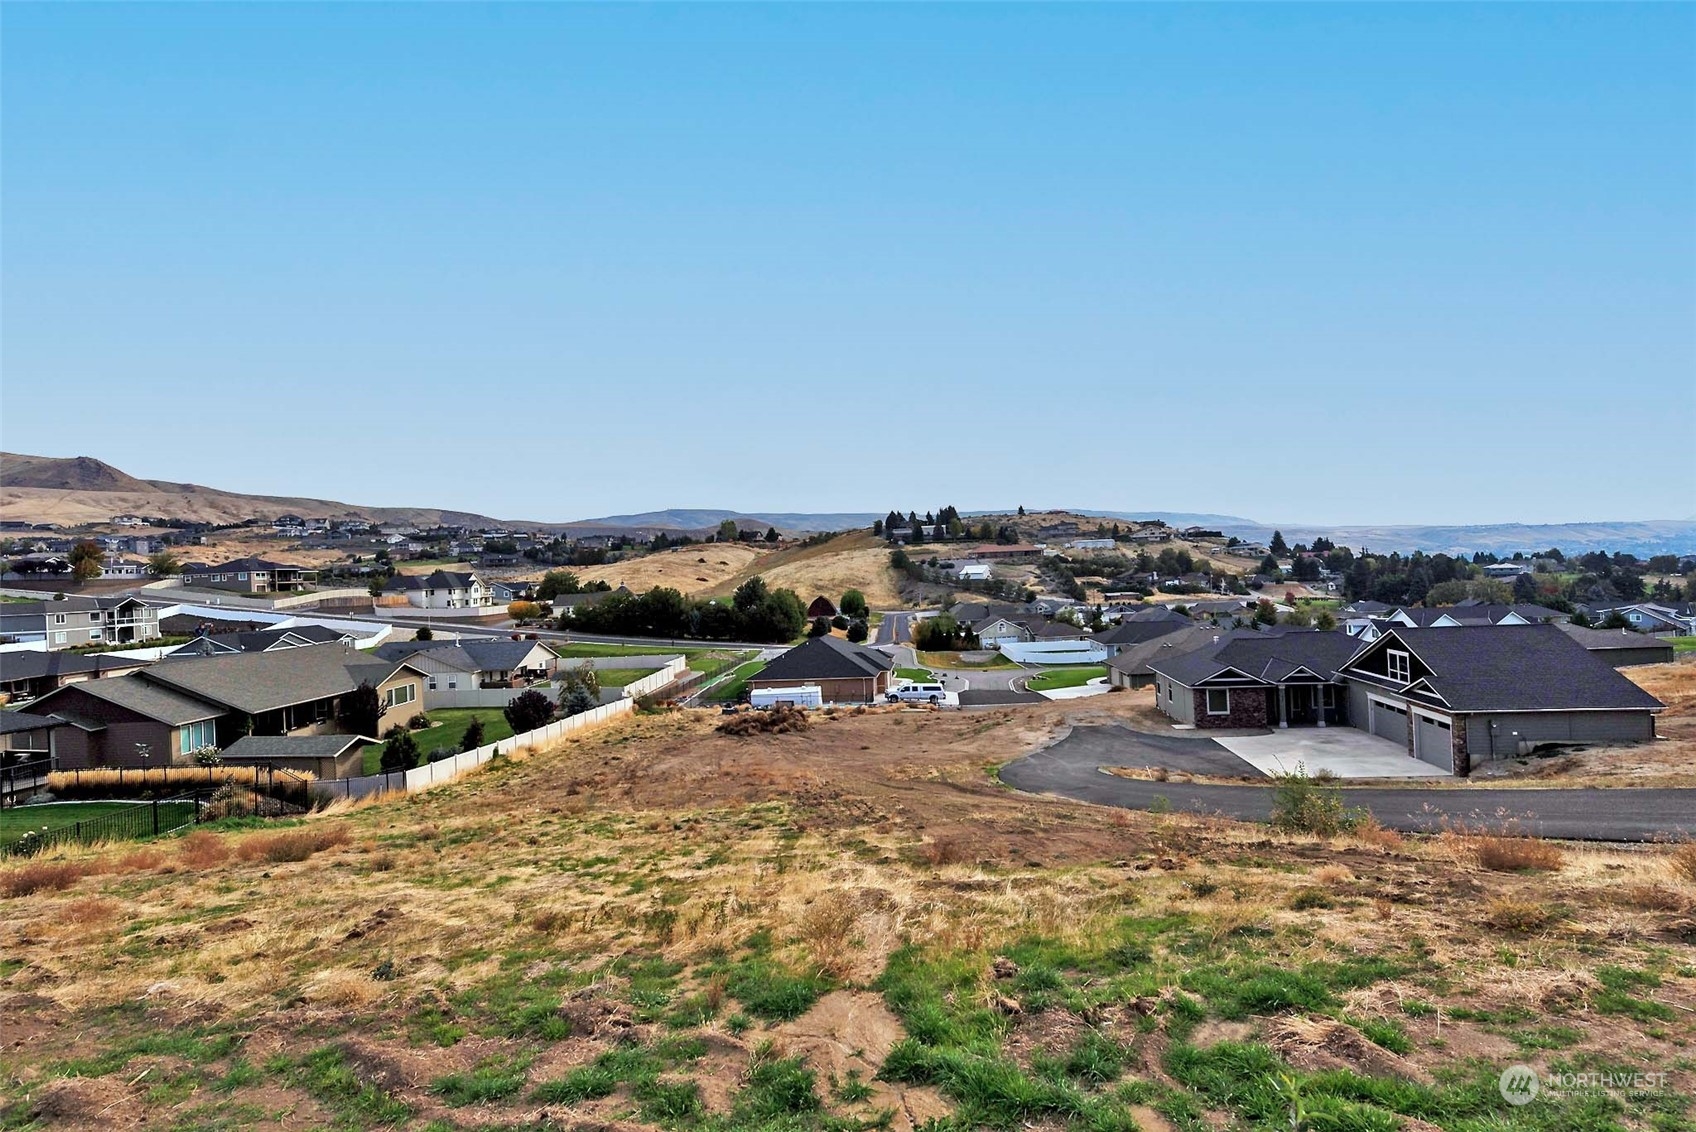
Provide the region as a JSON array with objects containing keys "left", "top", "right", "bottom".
[
  {"left": 895, "top": 667, "right": 935, "bottom": 683},
  {"left": 703, "top": 660, "right": 766, "bottom": 703},
  {"left": 596, "top": 667, "right": 660, "bottom": 688},
  {"left": 552, "top": 642, "right": 698, "bottom": 659},
  {"left": 917, "top": 650, "right": 1020, "bottom": 670},
  {"left": 0, "top": 800, "right": 197, "bottom": 845},
  {"left": 1024, "top": 665, "right": 1107, "bottom": 691},
  {"left": 685, "top": 651, "right": 756, "bottom": 681},
  {"left": 364, "top": 709, "right": 517, "bottom": 774},
  {"left": 1670, "top": 636, "right": 1696, "bottom": 654}
]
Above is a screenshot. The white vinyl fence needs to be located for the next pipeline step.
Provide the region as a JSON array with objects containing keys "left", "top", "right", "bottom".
[
  {"left": 311, "top": 698, "right": 635, "bottom": 802},
  {"left": 422, "top": 656, "right": 688, "bottom": 710}
]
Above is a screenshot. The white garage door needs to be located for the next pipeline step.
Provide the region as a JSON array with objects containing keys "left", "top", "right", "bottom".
[
  {"left": 1370, "top": 700, "right": 1407, "bottom": 743},
  {"left": 1413, "top": 713, "right": 1452, "bottom": 769}
]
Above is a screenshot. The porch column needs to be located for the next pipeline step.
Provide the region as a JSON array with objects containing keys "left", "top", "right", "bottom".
[
  {"left": 1317, "top": 685, "right": 1327, "bottom": 727},
  {"left": 1278, "top": 686, "right": 1288, "bottom": 729}
]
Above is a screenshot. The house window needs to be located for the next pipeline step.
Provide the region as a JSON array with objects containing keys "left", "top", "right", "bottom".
[
  {"left": 53, "top": 614, "right": 65, "bottom": 625},
  {"left": 89, "top": 629, "right": 102, "bottom": 640},
  {"left": 178, "top": 719, "right": 215, "bottom": 751},
  {"left": 427, "top": 678, "right": 438, "bottom": 690},
  {"left": 385, "top": 682, "right": 417, "bottom": 708},
  {"left": 52, "top": 632, "right": 66, "bottom": 645},
  {"left": 1386, "top": 650, "right": 1411, "bottom": 683},
  {"left": 1206, "top": 689, "right": 1231, "bottom": 715}
]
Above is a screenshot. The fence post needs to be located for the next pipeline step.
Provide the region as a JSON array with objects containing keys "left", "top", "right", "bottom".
[{"left": 151, "top": 798, "right": 159, "bottom": 835}]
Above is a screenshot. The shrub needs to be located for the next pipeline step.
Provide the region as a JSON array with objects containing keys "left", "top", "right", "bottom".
[
  {"left": 1269, "top": 771, "right": 1362, "bottom": 837},
  {"left": 460, "top": 717, "right": 485, "bottom": 753},
  {"left": 408, "top": 713, "right": 431, "bottom": 731},
  {"left": 846, "top": 620, "right": 868, "bottom": 643},
  {"left": 504, "top": 689, "right": 555, "bottom": 734},
  {"left": 1668, "top": 840, "right": 1696, "bottom": 883},
  {"left": 380, "top": 731, "right": 420, "bottom": 774},
  {"left": 717, "top": 706, "right": 809, "bottom": 736},
  {"left": 808, "top": 617, "right": 832, "bottom": 638},
  {"left": 1484, "top": 897, "right": 1552, "bottom": 933},
  {"left": 201, "top": 782, "right": 253, "bottom": 822},
  {"left": 178, "top": 830, "right": 229, "bottom": 869},
  {"left": 1474, "top": 835, "right": 1564, "bottom": 873},
  {"left": 1, "top": 861, "right": 88, "bottom": 898}
]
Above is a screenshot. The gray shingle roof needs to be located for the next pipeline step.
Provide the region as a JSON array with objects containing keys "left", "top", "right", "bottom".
[
  {"left": 1352, "top": 625, "right": 1664, "bottom": 713},
  {"left": 0, "top": 711, "right": 67, "bottom": 735},
  {"left": 221, "top": 734, "right": 367, "bottom": 760},
  {"left": 36, "top": 675, "right": 223, "bottom": 726},
  {"left": 1554, "top": 623, "right": 1676, "bottom": 654},
  {"left": 374, "top": 638, "right": 545, "bottom": 673},
  {"left": 1149, "top": 630, "right": 1363, "bottom": 688},
  {"left": 1104, "top": 627, "right": 1218, "bottom": 678},
  {"left": 751, "top": 636, "right": 894, "bottom": 683},
  {"left": 0, "top": 651, "right": 149, "bottom": 681},
  {"left": 140, "top": 643, "right": 414, "bottom": 714},
  {"left": 1091, "top": 617, "right": 1192, "bottom": 647}
]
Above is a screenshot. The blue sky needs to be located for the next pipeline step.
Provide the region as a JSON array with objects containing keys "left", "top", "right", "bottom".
[{"left": 3, "top": 4, "right": 1692, "bottom": 525}]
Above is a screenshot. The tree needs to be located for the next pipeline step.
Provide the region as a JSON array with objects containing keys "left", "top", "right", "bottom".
[
  {"left": 338, "top": 681, "right": 383, "bottom": 739},
  {"left": 536, "top": 570, "right": 582, "bottom": 601},
  {"left": 415, "top": 626, "right": 434, "bottom": 641},
  {"left": 504, "top": 689, "right": 555, "bottom": 734},
  {"left": 368, "top": 575, "right": 388, "bottom": 598},
  {"left": 146, "top": 549, "right": 182, "bottom": 577},
  {"left": 460, "top": 717, "right": 485, "bottom": 752},
  {"left": 716, "top": 519, "right": 741, "bottom": 543},
  {"left": 764, "top": 527, "right": 781, "bottom": 543},
  {"left": 840, "top": 589, "right": 868, "bottom": 620},
  {"left": 560, "top": 685, "right": 597, "bottom": 717},
  {"left": 1017, "top": 505, "right": 1026, "bottom": 516},
  {"left": 508, "top": 601, "right": 542, "bottom": 622},
  {"left": 846, "top": 619, "right": 868, "bottom": 643},
  {"left": 872, "top": 519, "right": 884, "bottom": 537},
  {"left": 1259, "top": 554, "right": 1280, "bottom": 577},
  {"left": 1269, "top": 530, "right": 1290, "bottom": 557},
  {"left": 1511, "top": 572, "right": 1540, "bottom": 604},
  {"left": 1281, "top": 605, "right": 1314, "bottom": 627},
  {"left": 1314, "top": 609, "right": 1337, "bottom": 632},
  {"left": 559, "top": 661, "right": 600, "bottom": 699},
  {"left": 69, "top": 540, "right": 103, "bottom": 582},
  {"left": 380, "top": 730, "right": 419, "bottom": 773},
  {"left": 1252, "top": 599, "right": 1279, "bottom": 627},
  {"left": 809, "top": 617, "right": 832, "bottom": 638}
]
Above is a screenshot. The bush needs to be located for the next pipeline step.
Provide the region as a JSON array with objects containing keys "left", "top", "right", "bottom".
[
  {"left": 234, "top": 825, "right": 350, "bottom": 864},
  {"left": 1484, "top": 897, "right": 1552, "bottom": 933},
  {"left": 414, "top": 626, "right": 434, "bottom": 641},
  {"left": 380, "top": 731, "right": 420, "bottom": 773},
  {"left": 1269, "top": 771, "right": 1363, "bottom": 837},
  {"left": 201, "top": 782, "right": 253, "bottom": 822},
  {"left": 717, "top": 706, "right": 810, "bottom": 736},
  {"left": 846, "top": 620, "right": 869, "bottom": 643},
  {"left": 808, "top": 617, "right": 832, "bottom": 638},
  {"left": 0, "top": 861, "right": 89, "bottom": 898},
  {"left": 830, "top": 615, "right": 849, "bottom": 630},
  {"left": 841, "top": 590, "right": 868, "bottom": 620},
  {"left": 1474, "top": 835, "right": 1564, "bottom": 873},
  {"left": 460, "top": 717, "right": 485, "bottom": 752},
  {"left": 408, "top": 713, "right": 432, "bottom": 731},
  {"left": 504, "top": 689, "right": 556, "bottom": 734}
]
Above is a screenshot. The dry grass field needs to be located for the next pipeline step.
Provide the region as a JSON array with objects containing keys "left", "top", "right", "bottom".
[
  {"left": 568, "top": 545, "right": 771, "bottom": 596},
  {"left": 706, "top": 532, "right": 908, "bottom": 609},
  {"left": 2, "top": 697, "right": 1693, "bottom": 1132}
]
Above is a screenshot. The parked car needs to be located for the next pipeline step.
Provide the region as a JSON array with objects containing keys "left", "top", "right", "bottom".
[{"left": 887, "top": 682, "right": 946, "bottom": 704}]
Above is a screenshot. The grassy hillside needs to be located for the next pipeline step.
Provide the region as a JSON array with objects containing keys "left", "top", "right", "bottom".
[
  {"left": 706, "top": 531, "right": 908, "bottom": 609},
  {"left": 2, "top": 702, "right": 1692, "bottom": 1131}
]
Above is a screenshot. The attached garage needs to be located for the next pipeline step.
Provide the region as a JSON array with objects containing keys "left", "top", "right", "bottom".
[
  {"left": 1368, "top": 698, "right": 1407, "bottom": 744},
  {"left": 1412, "top": 711, "right": 1452, "bottom": 770}
]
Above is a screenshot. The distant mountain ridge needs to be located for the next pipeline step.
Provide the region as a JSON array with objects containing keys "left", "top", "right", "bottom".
[{"left": 2, "top": 454, "right": 1690, "bottom": 554}]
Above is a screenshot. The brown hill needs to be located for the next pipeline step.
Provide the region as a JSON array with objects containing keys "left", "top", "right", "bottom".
[{"left": 0, "top": 453, "right": 155, "bottom": 493}]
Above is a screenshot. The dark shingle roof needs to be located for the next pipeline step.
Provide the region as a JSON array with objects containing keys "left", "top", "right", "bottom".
[
  {"left": 35, "top": 675, "right": 223, "bottom": 726},
  {"left": 751, "top": 636, "right": 894, "bottom": 684},
  {"left": 1149, "top": 630, "right": 1363, "bottom": 688},
  {"left": 168, "top": 624, "right": 349, "bottom": 657},
  {"left": 1092, "top": 617, "right": 1192, "bottom": 647},
  {"left": 1104, "top": 627, "right": 1218, "bottom": 678},
  {"left": 1357, "top": 625, "right": 1664, "bottom": 713},
  {"left": 221, "top": 734, "right": 367, "bottom": 760},
  {"left": 1554, "top": 623, "right": 1676, "bottom": 655},
  {"left": 374, "top": 638, "right": 544, "bottom": 673},
  {"left": 140, "top": 643, "right": 414, "bottom": 714},
  {"left": 182, "top": 556, "right": 307, "bottom": 574},
  {"left": 0, "top": 651, "right": 149, "bottom": 681},
  {"left": 0, "top": 711, "right": 66, "bottom": 735}
]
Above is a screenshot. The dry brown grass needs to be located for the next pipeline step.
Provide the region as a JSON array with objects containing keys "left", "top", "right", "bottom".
[
  {"left": 1474, "top": 835, "right": 1565, "bottom": 873},
  {"left": 47, "top": 765, "right": 315, "bottom": 795},
  {"left": 0, "top": 860, "right": 90, "bottom": 898},
  {"left": 177, "top": 830, "right": 230, "bottom": 869},
  {"left": 58, "top": 896, "right": 119, "bottom": 924},
  {"left": 1668, "top": 841, "right": 1696, "bottom": 882},
  {"left": 232, "top": 824, "right": 350, "bottom": 864},
  {"left": 1483, "top": 896, "right": 1553, "bottom": 933},
  {"left": 558, "top": 543, "right": 768, "bottom": 595},
  {"left": 1620, "top": 884, "right": 1689, "bottom": 913}
]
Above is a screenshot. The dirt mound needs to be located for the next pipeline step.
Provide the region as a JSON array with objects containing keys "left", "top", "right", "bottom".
[
  {"left": 13, "top": 1075, "right": 145, "bottom": 1130},
  {"left": 717, "top": 705, "right": 811, "bottom": 736},
  {"left": 1269, "top": 1016, "right": 1430, "bottom": 1083}
]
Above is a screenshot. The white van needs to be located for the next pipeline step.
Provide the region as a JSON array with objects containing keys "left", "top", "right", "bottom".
[
  {"left": 748, "top": 684, "right": 824, "bottom": 709},
  {"left": 887, "top": 682, "right": 947, "bottom": 704}
]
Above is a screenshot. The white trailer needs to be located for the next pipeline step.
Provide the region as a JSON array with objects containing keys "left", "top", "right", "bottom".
[{"left": 747, "top": 684, "right": 824, "bottom": 710}]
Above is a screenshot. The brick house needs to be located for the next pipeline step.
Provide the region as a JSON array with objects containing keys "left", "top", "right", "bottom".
[{"left": 746, "top": 636, "right": 894, "bottom": 704}]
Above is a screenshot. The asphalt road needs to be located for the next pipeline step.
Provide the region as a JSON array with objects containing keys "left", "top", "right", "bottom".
[
  {"left": 1001, "top": 725, "right": 1696, "bottom": 842},
  {"left": 873, "top": 612, "right": 912, "bottom": 647}
]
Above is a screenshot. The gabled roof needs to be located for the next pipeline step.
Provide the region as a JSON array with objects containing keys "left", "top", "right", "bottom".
[
  {"left": 182, "top": 556, "right": 308, "bottom": 573},
  {"left": 221, "top": 734, "right": 367, "bottom": 760},
  {"left": 0, "top": 711, "right": 67, "bottom": 735},
  {"left": 1148, "top": 630, "right": 1363, "bottom": 688},
  {"left": 1345, "top": 625, "right": 1664, "bottom": 713},
  {"left": 1554, "top": 623, "right": 1676, "bottom": 653},
  {"left": 751, "top": 636, "right": 894, "bottom": 684},
  {"left": 1104, "top": 626, "right": 1217, "bottom": 678},
  {"left": 374, "top": 637, "right": 548, "bottom": 673},
  {"left": 1091, "top": 617, "right": 1191, "bottom": 647},
  {"left": 139, "top": 642, "right": 420, "bottom": 715},
  {"left": 33, "top": 675, "right": 223, "bottom": 726},
  {"left": 0, "top": 651, "right": 150, "bottom": 682},
  {"left": 167, "top": 625, "right": 348, "bottom": 657}
]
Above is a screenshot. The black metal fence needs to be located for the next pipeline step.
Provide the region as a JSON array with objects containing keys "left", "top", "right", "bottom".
[{"left": 1, "top": 796, "right": 203, "bottom": 857}]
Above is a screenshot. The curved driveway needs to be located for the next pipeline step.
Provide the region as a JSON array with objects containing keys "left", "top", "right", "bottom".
[{"left": 1000, "top": 725, "right": 1696, "bottom": 842}]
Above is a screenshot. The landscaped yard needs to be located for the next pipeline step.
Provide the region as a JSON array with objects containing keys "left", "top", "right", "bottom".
[
  {"left": 703, "top": 659, "right": 765, "bottom": 702},
  {"left": 1025, "top": 664, "right": 1108, "bottom": 691},
  {"left": 686, "top": 651, "right": 757, "bottom": 681},
  {"left": 895, "top": 667, "right": 935, "bottom": 683},
  {"left": 596, "top": 667, "right": 661, "bottom": 688},
  {"left": 0, "top": 800, "right": 197, "bottom": 846},
  {"left": 917, "top": 650, "right": 1019, "bottom": 669},
  {"left": 553, "top": 642, "right": 698, "bottom": 659},
  {"left": 363, "top": 708, "right": 517, "bottom": 774},
  {"left": 1671, "top": 636, "right": 1696, "bottom": 654}
]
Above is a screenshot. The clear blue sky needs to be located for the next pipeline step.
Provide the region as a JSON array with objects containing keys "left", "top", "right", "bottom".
[{"left": 4, "top": 3, "right": 1692, "bottom": 525}]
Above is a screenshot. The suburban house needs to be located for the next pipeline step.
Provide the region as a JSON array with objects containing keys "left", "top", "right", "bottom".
[
  {"left": 99, "top": 556, "right": 148, "bottom": 579},
  {"left": 0, "top": 651, "right": 151, "bottom": 704},
  {"left": 1148, "top": 625, "right": 1663, "bottom": 774},
  {"left": 165, "top": 624, "right": 353, "bottom": 657},
  {"left": 180, "top": 557, "right": 316, "bottom": 594},
  {"left": 380, "top": 570, "right": 493, "bottom": 610},
  {"left": 1584, "top": 602, "right": 1696, "bottom": 636},
  {"left": 1104, "top": 626, "right": 1217, "bottom": 689},
  {"left": 806, "top": 596, "right": 839, "bottom": 620},
  {"left": 0, "top": 711, "right": 65, "bottom": 766},
  {"left": 1481, "top": 561, "right": 1534, "bottom": 578},
  {"left": 746, "top": 636, "right": 894, "bottom": 704},
  {"left": 1090, "top": 608, "right": 1193, "bottom": 655},
  {"left": 0, "top": 596, "right": 161, "bottom": 650},
  {"left": 1383, "top": 603, "right": 1565, "bottom": 628},
  {"left": 551, "top": 587, "right": 630, "bottom": 617},
  {"left": 218, "top": 734, "right": 368, "bottom": 780},
  {"left": 969, "top": 544, "right": 1044, "bottom": 562},
  {"left": 31, "top": 643, "right": 428, "bottom": 770},
  {"left": 374, "top": 638, "right": 558, "bottom": 689},
  {"left": 1553, "top": 623, "right": 1677, "bottom": 668},
  {"left": 490, "top": 580, "right": 537, "bottom": 604}
]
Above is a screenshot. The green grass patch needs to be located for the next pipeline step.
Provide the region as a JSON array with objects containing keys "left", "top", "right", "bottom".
[
  {"left": 448, "top": 962, "right": 577, "bottom": 1040},
  {"left": 895, "top": 667, "right": 936, "bottom": 683},
  {"left": 268, "top": 1046, "right": 413, "bottom": 1126},
  {"left": 703, "top": 659, "right": 767, "bottom": 703},
  {"left": 1668, "top": 636, "right": 1696, "bottom": 654},
  {"left": 366, "top": 708, "right": 516, "bottom": 773},
  {"left": 1024, "top": 666, "right": 1107, "bottom": 692},
  {"left": 430, "top": 1053, "right": 532, "bottom": 1106},
  {"left": 1179, "top": 956, "right": 1402, "bottom": 1021},
  {"left": 597, "top": 666, "right": 662, "bottom": 688},
  {"left": 0, "top": 800, "right": 196, "bottom": 844}
]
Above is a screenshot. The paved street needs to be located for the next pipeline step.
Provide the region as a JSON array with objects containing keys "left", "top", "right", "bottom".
[{"left": 1000, "top": 725, "right": 1696, "bottom": 841}]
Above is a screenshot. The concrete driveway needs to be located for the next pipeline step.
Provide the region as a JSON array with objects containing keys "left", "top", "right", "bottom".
[{"left": 1213, "top": 729, "right": 1452, "bottom": 779}]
